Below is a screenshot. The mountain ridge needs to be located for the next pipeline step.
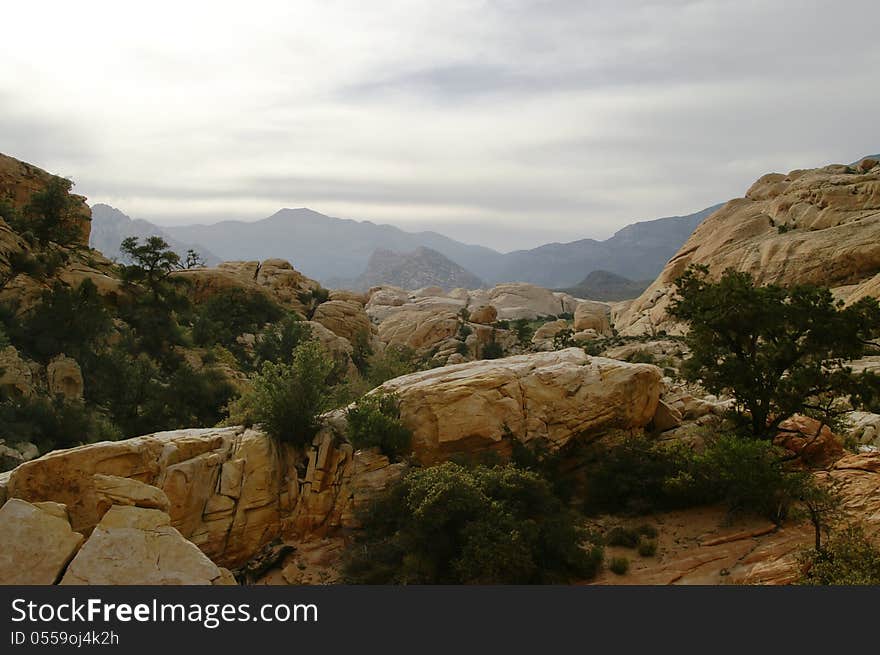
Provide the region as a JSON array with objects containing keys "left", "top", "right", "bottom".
[{"left": 96, "top": 204, "right": 723, "bottom": 289}]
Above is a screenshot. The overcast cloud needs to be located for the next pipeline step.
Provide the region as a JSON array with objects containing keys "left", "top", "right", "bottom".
[{"left": 2, "top": 1, "right": 878, "bottom": 251}]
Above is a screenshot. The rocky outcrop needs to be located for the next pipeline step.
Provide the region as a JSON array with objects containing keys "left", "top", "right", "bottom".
[
  {"left": 376, "top": 308, "right": 460, "bottom": 351},
  {"left": 46, "top": 354, "right": 84, "bottom": 400},
  {"left": 378, "top": 348, "right": 662, "bottom": 464},
  {"left": 312, "top": 299, "right": 372, "bottom": 344},
  {"left": 0, "top": 153, "right": 91, "bottom": 246},
  {"left": 2, "top": 424, "right": 403, "bottom": 570},
  {"left": 0, "top": 498, "right": 84, "bottom": 584},
  {"left": 0, "top": 345, "right": 35, "bottom": 397},
  {"left": 173, "top": 258, "right": 321, "bottom": 317},
  {"left": 60, "top": 505, "right": 235, "bottom": 585},
  {"left": 468, "top": 304, "right": 497, "bottom": 325},
  {"left": 617, "top": 160, "right": 880, "bottom": 334}
]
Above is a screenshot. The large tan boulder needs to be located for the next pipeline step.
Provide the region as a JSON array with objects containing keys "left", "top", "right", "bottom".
[
  {"left": 468, "top": 304, "right": 497, "bottom": 325},
  {"left": 312, "top": 299, "right": 372, "bottom": 343},
  {"left": 376, "top": 308, "right": 459, "bottom": 351},
  {"left": 0, "top": 498, "right": 84, "bottom": 584},
  {"left": 60, "top": 506, "right": 235, "bottom": 585},
  {"left": 377, "top": 348, "right": 662, "bottom": 463},
  {"left": 303, "top": 320, "right": 358, "bottom": 376},
  {"left": 486, "top": 283, "right": 570, "bottom": 320},
  {"left": 46, "top": 354, "right": 84, "bottom": 400},
  {"left": 574, "top": 301, "right": 612, "bottom": 335},
  {"left": 617, "top": 163, "right": 880, "bottom": 335}
]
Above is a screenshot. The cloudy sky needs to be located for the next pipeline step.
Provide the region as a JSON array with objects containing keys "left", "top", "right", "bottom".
[{"left": 2, "top": 1, "right": 878, "bottom": 251}]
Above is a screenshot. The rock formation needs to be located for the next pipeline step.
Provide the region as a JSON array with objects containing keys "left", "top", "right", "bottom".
[
  {"left": 617, "top": 159, "right": 880, "bottom": 334},
  {"left": 377, "top": 348, "right": 662, "bottom": 464}
]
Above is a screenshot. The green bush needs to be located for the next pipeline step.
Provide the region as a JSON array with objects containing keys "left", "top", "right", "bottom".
[
  {"left": 19, "top": 177, "right": 81, "bottom": 246},
  {"left": 12, "top": 280, "right": 111, "bottom": 362},
  {"left": 346, "top": 393, "right": 412, "bottom": 460},
  {"left": 585, "top": 433, "right": 811, "bottom": 521},
  {"left": 344, "top": 462, "right": 602, "bottom": 584},
  {"left": 192, "top": 288, "right": 284, "bottom": 348},
  {"left": 799, "top": 525, "right": 880, "bottom": 585},
  {"left": 253, "top": 316, "right": 312, "bottom": 367},
  {"left": 365, "top": 344, "right": 419, "bottom": 387},
  {"left": 609, "top": 557, "right": 629, "bottom": 575},
  {"left": 481, "top": 340, "right": 504, "bottom": 360},
  {"left": 552, "top": 328, "right": 574, "bottom": 350},
  {"left": 0, "top": 395, "right": 120, "bottom": 453},
  {"left": 606, "top": 526, "right": 639, "bottom": 548},
  {"left": 228, "top": 340, "right": 336, "bottom": 446},
  {"left": 637, "top": 537, "right": 658, "bottom": 557}
]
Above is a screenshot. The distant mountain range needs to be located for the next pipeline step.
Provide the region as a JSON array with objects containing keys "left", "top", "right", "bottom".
[
  {"left": 89, "top": 204, "right": 221, "bottom": 265},
  {"left": 556, "top": 270, "right": 652, "bottom": 302},
  {"left": 89, "top": 203, "right": 723, "bottom": 290}
]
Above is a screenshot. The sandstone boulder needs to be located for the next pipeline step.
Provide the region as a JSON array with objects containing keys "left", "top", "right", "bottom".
[
  {"left": 487, "top": 283, "right": 571, "bottom": 320},
  {"left": 468, "top": 304, "right": 497, "bottom": 325},
  {"left": 46, "top": 354, "right": 84, "bottom": 400},
  {"left": 0, "top": 346, "right": 34, "bottom": 397},
  {"left": 0, "top": 498, "right": 84, "bottom": 584},
  {"left": 93, "top": 474, "right": 171, "bottom": 519},
  {"left": 60, "top": 506, "right": 235, "bottom": 585},
  {"left": 376, "top": 308, "right": 459, "bottom": 351},
  {"left": 574, "top": 300, "right": 612, "bottom": 335},
  {"left": 775, "top": 415, "right": 844, "bottom": 467},
  {"left": 377, "top": 348, "right": 662, "bottom": 463},
  {"left": 312, "top": 299, "right": 372, "bottom": 343}
]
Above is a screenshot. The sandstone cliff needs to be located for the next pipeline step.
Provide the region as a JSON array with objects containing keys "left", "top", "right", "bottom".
[{"left": 616, "top": 158, "right": 880, "bottom": 335}]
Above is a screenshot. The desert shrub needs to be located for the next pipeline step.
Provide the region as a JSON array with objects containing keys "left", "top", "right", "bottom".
[
  {"left": 161, "top": 364, "right": 236, "bottom": 429},
  {"left": 585, "top": 433, "right": 811, "bottom": 521},
  {"left": 192, "top": 288, "right": 284, "bottom": 348},
  {"left": 350, "top": 331, "right": 373, "bottom": 376},
  {"left": 511, "top": 318, "right": 533, "bottom": 346},
  {"left": 637, "top": 537, "right": 658, "bottom": 557},
  {"left": 606, "top": 526, "right": 640, "bottom": 548},
  {"left": 455, "top": 340, "right": 469, "bottom": 356},
  {"left": 636, "top": 523, "right": 658, "bottom": 539},
  {"left": 552, "top": 328, "right": 574, "bottom": 350},
  {"left": 799, "top": 525, "right": 880, "bottom": 585},
  {"left": 0, "top": 395, "right": 120, "bottom": 453},
  {"left": 344, "top": 462, "right": 602, "bottom": 584},
  {"left": 253, "top": 316, "right": 312, "bottom": 367},
  {"left": 481, "top": 340, "right": 504, "bottom": 360},
  {"left": 365, "top": 344, "right": 419, "bottom": 387},
  {"left": 609, "top": 557, "right": 629, "bottom": 575},
  {"left": 228, "top": 340, "right": 336, "bottom": 446},
  {"left": 346, "top": 392, "right": 412, "bottom": 460}
]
